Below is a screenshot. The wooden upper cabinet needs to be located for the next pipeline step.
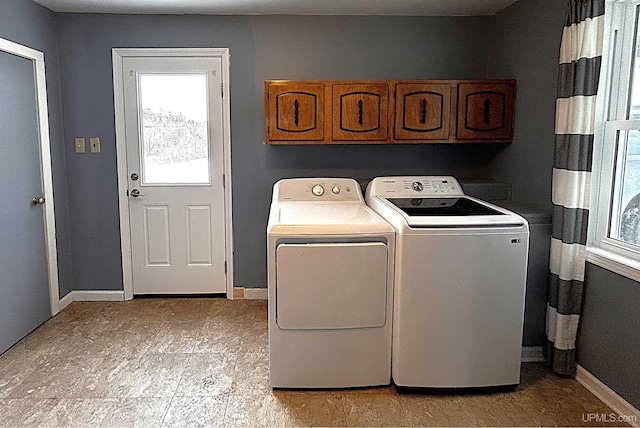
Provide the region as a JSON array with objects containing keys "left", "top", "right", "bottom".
[
  {"left": 266, "top": 81, "right": 324, "bottom": 141},
  {"left": 332, "top": 83, "right": 389, "bottom": 141},
  {"left": 394, "top": 82, "right": 451, "bottom": 140},
  {"left": 456, "top": 81, "right": 515, "bottom": 140},
  {"left": 264, "top": 79, "right": 516, "bottom": 144}
]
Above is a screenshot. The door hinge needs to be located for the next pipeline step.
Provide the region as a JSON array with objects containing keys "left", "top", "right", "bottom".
[
  {"left": 221, "top": 82, "right": 224, "bottom": 97},
  {"left": 224, "top": 261, "right": 227, "bottom": 274}
]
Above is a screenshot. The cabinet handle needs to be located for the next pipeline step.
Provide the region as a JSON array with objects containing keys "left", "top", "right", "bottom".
[
  {"left": 358, "top": 100, "right": 364, "bottom": 125},
  {"left": 294, "top": 99, "right": 299, "bottom": 126},
  {"left": 483, "top": 99, "right": 491, "bottom": 124},
  {"left": 420, "top": 99, "right": 427, "bottom": 124}
]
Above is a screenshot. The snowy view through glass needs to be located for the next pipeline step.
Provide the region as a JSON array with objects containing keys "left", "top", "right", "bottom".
[
  {"left": 139, "top": 74, "right": 209, "bottom": 184},
  {"left": 616, "top": 28, "right": 640, "bottom": 245}
]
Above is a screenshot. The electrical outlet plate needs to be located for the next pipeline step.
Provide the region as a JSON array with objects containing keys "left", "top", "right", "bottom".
[
  {"left": 75, "top": 137, "right": 85, "bottom": 153},
  {"left": 90, "top": 137, "right": 101, "bottom": 153}
]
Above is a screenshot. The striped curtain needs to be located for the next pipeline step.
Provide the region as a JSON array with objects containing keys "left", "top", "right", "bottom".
[{"left": 546, "top": 0, "right": 605, "bottom": 377}]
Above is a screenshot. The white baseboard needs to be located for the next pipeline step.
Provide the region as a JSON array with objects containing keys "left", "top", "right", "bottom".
[
  {"left": 243, "top": 288, "right": 268, "bottom": 300},
  {"left": 576, "top": 365, "right": 640, "bottom": 427},
  {"left": 521, "top": 346, "right": 544, "bottom": 362},
  {"left": 58, "top": 292, "right": 74, "bottom": 311},
  {"left": 58, "top": 290, "right": 126, "bottom": 311}
]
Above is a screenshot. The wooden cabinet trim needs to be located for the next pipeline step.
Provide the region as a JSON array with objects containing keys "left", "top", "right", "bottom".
[
  {"left": 456, "top": 81, "right": 515, "bottom": 141},
  {"left": 462, "top": 90, "right": 507, "bottom": 132},
  {"left": 332, "top": 83, "right": 389, "bottom": 141},
  {"left": 265, "top": 81, "right": 325, "bottom": 142},
  {"left": 394, "top": 82, "right": 451, "bottom": 141},
  {"left": 274, "top": 91, "right": 319, "bottom": 133}
]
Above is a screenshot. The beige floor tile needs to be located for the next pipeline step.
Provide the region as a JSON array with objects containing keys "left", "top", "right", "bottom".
[
  {"left": 237, "top": 321, "right": 269, "bottom": 354},
  {"left": 8, "top": 354, "right": 102, "bottom": 399},
  {"left": 99, "top": 397, "right": 172, "bottom": 427},
  {"left": 146, "top": 322, "right": 203, "bottom": 354},
  {"left": 0, "top": 348, "right": 45, "bottom": 398},
  {"left": 230, "top": 352, "right": 270, "bottom": 395},
  {"left": 32, "top": 398, "right": 116, "bottom": 427},
  {"left": 342, "top": 389, "right": 413, "bottom": 427},
  {"left": 396, "top": 394, "right": 474, "bottom": 427},
  {"left": 161, "top": 393, "right": 228, "bottom": 427},
  {"left": 175, "top": 353, "right": 236, "bottom": 396},
  {"left": 274, "top": 390, "right": 347, "bottom": 427},
  {"left": 125, "top": 353, "right": 190, "bottom": 398},
  {"left": 0, "top": 299, "right": 628, "bottom": 428},
  {"left": 402, "top": 393, "right": 537, "bottom": 427},
  {"left": 0, "top": 398, "right": 59, "bottom": 427},
  {"left": 193, "top": 323, "right": 242, "bottom": 354},
  {"left": 224, "top": 392, "right": 289, "bottom": 427}
]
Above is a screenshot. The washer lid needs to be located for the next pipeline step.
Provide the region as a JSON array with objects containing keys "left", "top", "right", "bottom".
[
  {"left": 386, "top": 197, "right": 503, "bottom": 216},
  {"left": 269, "top": 203, "right": 394, "bottom": 235},
  {"left": 379, "top": 196, "right": 526, "bottom": 228}
]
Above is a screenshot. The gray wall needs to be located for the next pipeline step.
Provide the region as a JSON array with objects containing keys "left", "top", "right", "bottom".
[
  {"left": 579, "top": 264, "right": 640, "bottom": 408},
  {"left": 56, "top": 13, "right": 510, "bottom": 292},
  {"left": 487, "top": 0, "right": 566, "bottom": 208},
  {"left": 486, "top": 0, "right": 566, "bottom": 346},
  {"left": 0, "top": 0, "right": 73, "bottom": 297}
]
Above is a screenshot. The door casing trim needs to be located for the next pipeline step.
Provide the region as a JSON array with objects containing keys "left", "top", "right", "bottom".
[
  {"left": 112, "top": 48, "right": 234, "bottom": 300},
  {"left": 0, "top": 37, "right": 60, "bottom": 315}
]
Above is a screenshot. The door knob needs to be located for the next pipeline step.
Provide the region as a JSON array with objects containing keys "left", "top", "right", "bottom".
[
  {"left": 32, "top": 197, "right": 45, "bottom": 205},
  {"left": 129, "top": 189, "right": 145, "bottom": 198}
]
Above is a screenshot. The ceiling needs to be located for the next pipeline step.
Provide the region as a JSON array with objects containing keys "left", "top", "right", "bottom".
[{"left": 32, "top": 0, "right": 518, "bottom": 16}]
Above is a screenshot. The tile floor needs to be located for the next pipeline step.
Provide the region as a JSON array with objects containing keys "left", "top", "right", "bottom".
[{"left": 0, "top": 297, "right": 627, "bottom": 427}]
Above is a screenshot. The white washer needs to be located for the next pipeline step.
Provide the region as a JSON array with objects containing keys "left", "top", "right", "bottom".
[
  {"left": 267, "top": 178, "right": 395, "bottom": 388},
  {"left": 366, "top": 176, "right": 529, "bottom": 390}
]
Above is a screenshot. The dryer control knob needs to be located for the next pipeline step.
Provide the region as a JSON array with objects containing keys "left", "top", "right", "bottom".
[
  {"left": 332, "top": 186, "right": 340, "bottom": 194},
  {"left": 412, "top": 181, "right": 424, "bottom": 192},
  {"left": 312, "top": 184, "right": 325, "bottom": 196}
]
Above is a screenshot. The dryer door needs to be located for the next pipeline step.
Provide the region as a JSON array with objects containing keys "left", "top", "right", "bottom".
[{"left": 275, "top": 242, "right": 388, "bottom": 330}]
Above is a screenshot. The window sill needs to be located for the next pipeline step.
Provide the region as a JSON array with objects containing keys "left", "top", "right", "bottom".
[{"left": 586, "top": 247, "right": 640, "bottom": 283}]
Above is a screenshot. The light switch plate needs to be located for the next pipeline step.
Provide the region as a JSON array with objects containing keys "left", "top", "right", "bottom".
[
  {"left": 75, "top": 137, "right": 85, "bottom": 153},
  {"left": 89, "top": 137, "right": 101, "bottom": 153}
]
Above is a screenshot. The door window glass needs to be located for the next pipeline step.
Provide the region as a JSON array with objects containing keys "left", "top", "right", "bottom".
[{"left": 139, "top": 74, "right": 210, "bottom": 184}]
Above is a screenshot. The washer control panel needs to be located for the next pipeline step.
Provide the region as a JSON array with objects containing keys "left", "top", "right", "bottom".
[
  {"left": 274, "top": 178, "right": 363, "bottom": 202},
  {"left": 367, "top": 176, "right": 465, "bottom": 197}
]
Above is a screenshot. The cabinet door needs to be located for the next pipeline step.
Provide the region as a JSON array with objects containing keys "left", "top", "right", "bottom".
[
  {"left": 395, "top": 83, "right": 451, "bottom": 140},
  {"left": 266, "top": 82, "right": 324, "bottom": 142},
  {"left": 332, "top": 83, "right": 389, "bottom": 141},
  {"left": 456, "top": 82, "right": 515, "bottom": 140}
]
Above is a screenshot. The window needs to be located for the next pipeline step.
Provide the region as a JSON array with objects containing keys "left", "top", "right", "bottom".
[
  {"left": 138, "top": 73, "right": 210, "bottom": 185},
  {"left": 590, "top": 0, "right": 640, "bottom": 279}
]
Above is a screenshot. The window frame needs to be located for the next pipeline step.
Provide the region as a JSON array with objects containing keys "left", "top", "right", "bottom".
[{"left": 589, "top": 0, "right": 640, "bottom": 281}]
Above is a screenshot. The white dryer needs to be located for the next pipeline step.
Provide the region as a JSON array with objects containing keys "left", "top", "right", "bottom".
[
  {"left": 366, "top": 176, "right": 529, "bottom": 390},
  {"left": 267, "top": 178, "right": 395, "bottom": 388}
]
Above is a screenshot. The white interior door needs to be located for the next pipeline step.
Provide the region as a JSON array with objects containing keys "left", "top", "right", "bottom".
[{"left": 123, "top": 56, "right": 226, "bottom": 294}]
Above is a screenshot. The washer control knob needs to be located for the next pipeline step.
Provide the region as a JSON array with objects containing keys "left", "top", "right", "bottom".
[
  {"left": 412, "top": 181, "right": 424, "bottom": 192},
  {"left": 312, "top": 184, "right": 325, "bottom": 196},
  {"left": 332, "top": 186, "right": 340, "bottom": 194}
]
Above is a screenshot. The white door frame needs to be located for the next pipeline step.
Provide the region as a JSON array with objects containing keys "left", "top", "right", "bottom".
[
  {"left": 112, "top": 48, "right": 234, "bottom": 300},
  {"left": 0, "top": 37, "right": 60, "bottom": 315}
]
